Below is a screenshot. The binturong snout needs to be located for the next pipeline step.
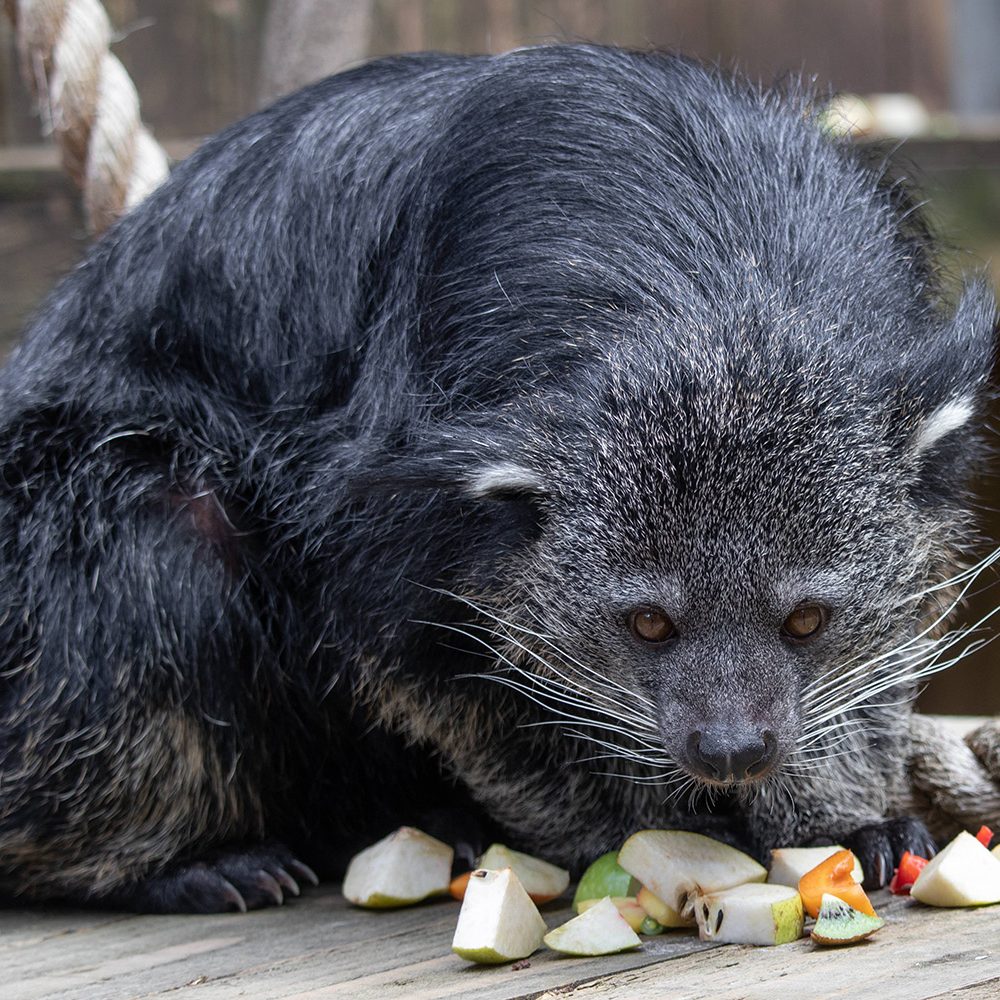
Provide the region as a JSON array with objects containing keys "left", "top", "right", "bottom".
[{"left": 683, "top": 721, "right": 780, "bottom": 783}]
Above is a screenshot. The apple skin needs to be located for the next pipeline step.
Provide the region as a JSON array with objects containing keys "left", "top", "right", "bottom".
[{"left": 572, "top": 852, "right": 638, "bottom": 912}]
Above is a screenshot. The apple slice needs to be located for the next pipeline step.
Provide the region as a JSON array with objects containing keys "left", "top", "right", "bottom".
[
  {"left": 768, "top": 846, "right": 863, "bottom": 888},
  {"left": 452, "top": 868, "right": 547, "bottom": 963},
  {"left": 477, "top": 844, "right": 569, "bottom": 904},
  {"left": 543, "top": 896, "right": 642, "bottom": 956},
  {"left": 636, "top": 885, "right": 694, "bottom": 928},
  {"left": 695, "top": 883, "right": 804, "bottom": 946},
  {"left": 577, "top": 895, "right": 647, "bottom": 932},
  {"left": 572, "top": 851, "right": 638, "bottom": 912},
  {"left": 618, "top": 830, "right": 766, "bottom": 919},
  {"left": 342, "top": 826, "right": 452, "bottom": 908},
  {"left": 811, "top": 892, "right": 885, "bottom": 945},
  {"left": 911, "top": 830, "right": 1000, "bottom": 907}
]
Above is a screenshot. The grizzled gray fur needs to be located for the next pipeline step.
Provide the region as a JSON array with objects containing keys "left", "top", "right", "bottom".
[{"left": 0, "top": 45, "right": 994, "bottom": 911}]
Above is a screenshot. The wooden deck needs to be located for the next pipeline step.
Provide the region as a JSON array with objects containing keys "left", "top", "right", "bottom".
[{"left": 5, "top": 883, "right": 1000, "bottom": 1000}]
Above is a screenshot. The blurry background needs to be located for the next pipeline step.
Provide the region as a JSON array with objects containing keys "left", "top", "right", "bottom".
[{"left": 2, "top": 0, "right": 999, "bottom": 712}]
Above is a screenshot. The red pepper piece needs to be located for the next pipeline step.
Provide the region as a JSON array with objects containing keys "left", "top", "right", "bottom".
[
  {"left": 975, "top": 825, "right": 994, "bottom": 849},
  {"left": 889, "top": 850, "right": 929, "bottom": 896}
]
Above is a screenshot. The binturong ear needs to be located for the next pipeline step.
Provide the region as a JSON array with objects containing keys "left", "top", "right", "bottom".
[
  {"left": 350, "top": 425, "right": 548, "bottom": 505},
  {"left": 899, "top": 280, "right": 997, "bottom": 507}
]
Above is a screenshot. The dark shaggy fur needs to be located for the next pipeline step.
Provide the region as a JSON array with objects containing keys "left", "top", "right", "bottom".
[{"left": 0, "top": 45, "right": 994, "bottom": 911}]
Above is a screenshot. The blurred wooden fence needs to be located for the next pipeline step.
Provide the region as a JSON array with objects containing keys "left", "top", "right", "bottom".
[{"left": 0, "top": 0, "right": 963, "bottom": 151}]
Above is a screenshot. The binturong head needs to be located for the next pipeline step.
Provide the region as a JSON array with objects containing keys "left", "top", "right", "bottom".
[
  {"left": 473, "top": 270, "right": 993, "bottom": 786},
  {"left": 437, "top": 276, "right": 997, "bottom": 797},
  {"left": 367, "top": 48, "right": 998, "bottom": 804}
]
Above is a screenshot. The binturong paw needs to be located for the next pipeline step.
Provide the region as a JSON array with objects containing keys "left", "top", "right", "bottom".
[
  {"left": 842, "top": 817, "right": 937, "bottom": 890},
  {"left": 109, "top": 842, "right": 319, "bottom": 914}
]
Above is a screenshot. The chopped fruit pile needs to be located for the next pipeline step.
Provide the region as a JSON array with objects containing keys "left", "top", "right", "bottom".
[{"left": 341, "top": 821, "right": 1000, "bottom": 966}]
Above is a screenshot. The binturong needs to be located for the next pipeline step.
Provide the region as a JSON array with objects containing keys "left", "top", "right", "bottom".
[{"left": 0, "top": 45, "right": 995, "bottom": 913}]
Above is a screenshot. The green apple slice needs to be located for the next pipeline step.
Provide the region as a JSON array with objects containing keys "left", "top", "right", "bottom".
[
  {"left": 911, "top": 830, "right": 1000, "bottom": 907},
  {"left": 768, "top": 846, "right": 863, "bottom": 888},
  {"left": 618, "top": 830, "right": 766, "bottom": 919},
  {"left": 544, "top": 896, "right": 642, "bottom": 956},
  {"left": 636, "top": 886, "right": 694, "bottom": 928},
  {"left": 342, "top": 826, "right": 452, "bottom": 908},
  {"left": 577, "top": 895, "right": 647, "bottom": 931},
  {"left": 452, "top": 867, "right": 547, "bottom": 963},
  {"left": 811, "top": 892, "right": 885, "bottom": 945},
  {"left": 695, "top": 883, "right": 804, "bottom": 946},
  {"left": 572, "top": 852, "right": 638, "bottom": 911},
  {"left": 478, "top": 844, "right": 570, "bottom": 903}
]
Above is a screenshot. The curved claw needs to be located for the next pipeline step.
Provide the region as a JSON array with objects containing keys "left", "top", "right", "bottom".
[
  {"left": 219, "top": 876, "right": 248, "bottom": 914},
  {"left": 288, "top": 858, "right": 320, "bottom": 887},
  {"left": 254, "top": 870, "right": 284, "bottom": 906},
  {"left": 272, "top": 866, "right": 301, "bottom": 897}
]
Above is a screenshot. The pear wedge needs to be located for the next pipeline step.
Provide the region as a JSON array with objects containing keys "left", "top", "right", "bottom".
[
  {"left": 768, "top": 846, "right": 863, "bottom": 887},
  {"left": 695, "top": 883, "right": 804, "bottom": 946},
  {"left": 342, "top": 826, "right": 452, "bottom": 908},
  {"left": 618, "top": 830, "right": 766, "bottom": 919},
  {"left": 478, "top": 843, "right": 570, "bottom": 903},
  {"left": 452, "top": 868, "right": 547, "bottom": 963},
  {"left": 544, "top": 896, "right": 642, "bottom": 956},
  {"left": 911, "top": 831, "right": 1000, "bottom": 907},
  {"left": 577, "top": 895, "right": 647, "bottom": 931}
]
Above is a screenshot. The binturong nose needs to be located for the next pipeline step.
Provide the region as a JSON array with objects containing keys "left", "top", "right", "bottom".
[{"left": 685, "top": 723, "right": 778, "bottom": 782}]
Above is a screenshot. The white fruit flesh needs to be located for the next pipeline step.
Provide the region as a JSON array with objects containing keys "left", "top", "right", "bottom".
[
  {"left": 768, "top": 846, "right": 864, "bottom": 887},
  {"left": 577, "top": 895, "right": 646, "bottom": 932},
  {"left": 811, "top": 892, "right": 885, "bottom": 945},
  {"left": 478, "top": 844, "right": 570, "bottom": 901},
  {"left": 342, "top": 826, "right": 453, "bottom": 908},
  {"left": 911, "top": 831, "right": 1000, "bottom": 907},
  {"left": 636, "top": 886, "right": 694, "bottom": 928},
  {"left": 618, "top": 830, "right": 766, "bottom": 918},
  {"left": 452, "top": 868, "right": 547, "bottom": 963},
  {"left": 695, "top": 883, "right": 804, "bottom": 946},
  {"left": 543, "top": 896, "right": 642, "bottom": 956}
]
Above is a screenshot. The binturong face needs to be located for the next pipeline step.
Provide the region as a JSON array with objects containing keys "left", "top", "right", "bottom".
[{"left": 456, "top": 289, "right": 994, "bottom": 801}]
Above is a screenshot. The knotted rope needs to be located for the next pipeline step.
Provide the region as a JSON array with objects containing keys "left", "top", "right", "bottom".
[
  {"left": 4, "top": 0, "right": 169, "bottom": 233},
  {"left": 903, "top": 714, "right": 1000, "bottom": 841}
]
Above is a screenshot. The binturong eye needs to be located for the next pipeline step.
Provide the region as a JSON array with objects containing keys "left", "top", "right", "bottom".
[
  {"left": 781, "top": 604, "right": 828, "bottom": 641},
  {"left": 629, "top": 606, "right": 676, "bottom": 644}
]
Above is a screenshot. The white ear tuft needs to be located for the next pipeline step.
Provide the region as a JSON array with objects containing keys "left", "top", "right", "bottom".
[
  {"left": 466, "top": 462, "right": 544, "bottom": 498},
  {"left": 914, "top": 396, "right": 975, "bottom": 455}
]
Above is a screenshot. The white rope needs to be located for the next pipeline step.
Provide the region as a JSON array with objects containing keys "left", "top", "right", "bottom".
[{"left": 5, "top": 0, "right": 169, "bottom": 233}]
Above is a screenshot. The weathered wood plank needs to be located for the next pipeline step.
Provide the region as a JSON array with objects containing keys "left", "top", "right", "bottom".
[
  {"left": 7, "top": 884, "right": 1000, "bottom": 1000},
  {"left": 534, "top": 900, "right": 1000, "bottom": 1000}
]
